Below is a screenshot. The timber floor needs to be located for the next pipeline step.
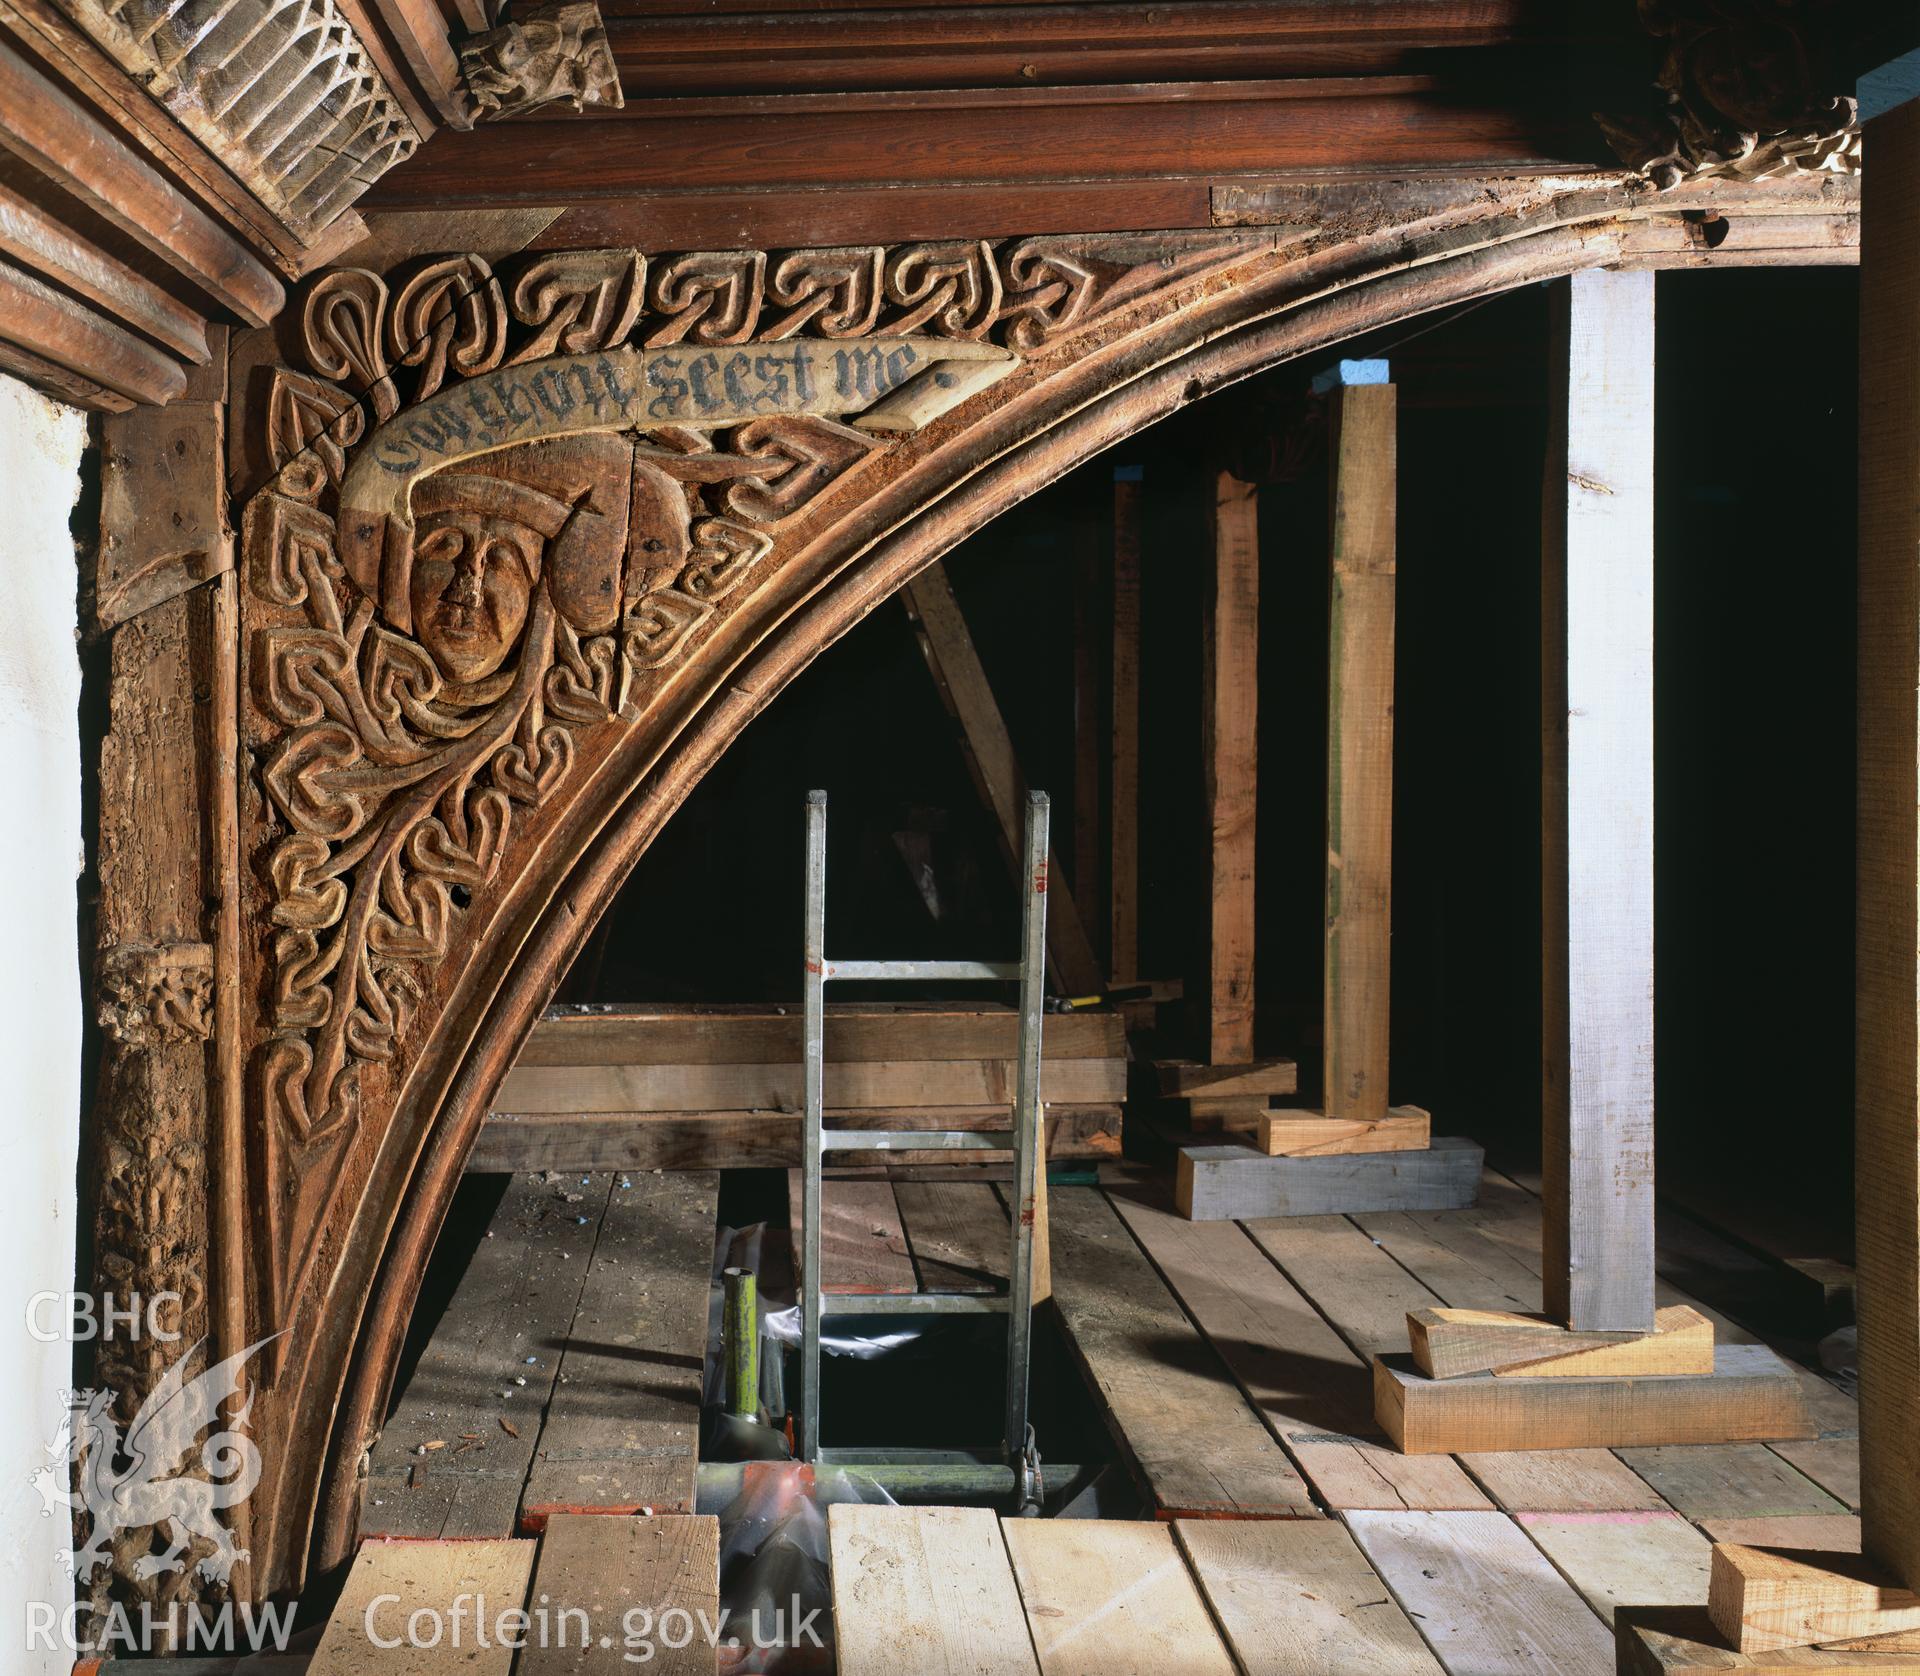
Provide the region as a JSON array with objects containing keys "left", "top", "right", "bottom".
[
  {"left": 362, "top": 1159, "right": 1879, "bottom": 1671},
  {"left": 363, "top": 1168, "right": 718, "bottom": 1539},
  {"left": 821, "top": 1161, "right": 1878, "bottom": 1672}
]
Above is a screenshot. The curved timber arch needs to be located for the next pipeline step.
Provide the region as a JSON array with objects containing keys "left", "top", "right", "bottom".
[{"left": 214, "top": 170, "right": 1855, "bottom": 1590}]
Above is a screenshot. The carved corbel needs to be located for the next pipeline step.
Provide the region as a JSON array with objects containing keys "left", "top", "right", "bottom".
[
  {"left": 457, "top": 0, "right": 623, "bottom": 120},
  {"left": 1596, "top": 0, "right": 1860, "bottom": 189}
]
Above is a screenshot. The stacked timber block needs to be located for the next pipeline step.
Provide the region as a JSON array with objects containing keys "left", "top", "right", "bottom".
[
  {"left": 1177, "top": 1134, "right": 1484, "bottom": 1221},
  {"left": 472, "top": 1002, "right": 1126, "bottom": 1172},
  {"left": 1616, "top": 1538, "right": 1920, "bottom": 1670},
  {"left": 1151, "top": 1055, "right": 1300, "bottom": 1137},
  {"left": 1373, "top": 1301, "right": 1818, "bottom": 1456},
  {"left": 1157, "top": 1053, "right": 1432, "bottom": 1156}
]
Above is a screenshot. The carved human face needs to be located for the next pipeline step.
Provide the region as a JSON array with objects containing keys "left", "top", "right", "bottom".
[{"left": 409, "top": 510, "right": 542, "bottom": 683}]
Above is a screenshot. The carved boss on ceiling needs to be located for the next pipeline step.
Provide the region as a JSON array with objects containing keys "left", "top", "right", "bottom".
[
  {"left": 239, "top": 232, "right": 1261, "bottom": 1365},
  {"left": 457, "top": 0, "right": 623, "bottom": 118},
  {"left": 1596, "top": 0, "right": 1861, "bottom": 188}
]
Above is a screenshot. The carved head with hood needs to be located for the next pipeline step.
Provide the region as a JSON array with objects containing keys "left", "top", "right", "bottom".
[{"left": 343, "top": 433, "right": 691, "bottom": 684}]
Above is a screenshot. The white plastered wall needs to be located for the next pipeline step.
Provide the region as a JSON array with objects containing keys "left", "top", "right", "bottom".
[{"left": 0, "top": 373, "right": 88, "bottom": 1671}]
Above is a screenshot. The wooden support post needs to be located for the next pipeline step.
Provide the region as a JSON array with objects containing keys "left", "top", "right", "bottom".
[
  {"left": 1541, "top": 268, "right": 1658, "bottom": 1336},
  {"left": 1379, "top": 276, "right": 1811, "bottom": 1467},
  {"left": 1220, "top": 365, "right": 1416, "bottom": 1165},
  {"left": 1110, "top": 465, "right": 1143, "bottom": 986},
  {"left": 1203, "top": 470, "right": 1260, "bottom": 1063},
  {"left": 1857, "top": 74, "right": 1920, "bottom": 1600},
  {"left": 1072, "top": 494, "right": 1104, "bottom": 960},
  {"left": 902, "top": 560, "right": 1106, "bottom": 998},
  {"left": 1324, "top": 378, "right": 1397, "bottom": 1122}
]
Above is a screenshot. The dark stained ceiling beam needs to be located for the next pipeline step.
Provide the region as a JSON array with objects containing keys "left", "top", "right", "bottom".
[
  {"left": 366, "top": 73, "right": 1607, "bottom": 224},
  {"left": 596, "top": 1, "right": 1606, "bottom": 96}
]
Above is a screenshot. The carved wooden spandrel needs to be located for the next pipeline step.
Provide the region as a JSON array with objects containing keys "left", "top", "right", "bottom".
[{"left": 237, "top": 237, "right": 1118, "bottom": 1382}]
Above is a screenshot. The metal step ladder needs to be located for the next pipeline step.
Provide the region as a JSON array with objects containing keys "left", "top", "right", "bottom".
[{"left": 796, "top": 786, "right": 1049, "bottom": 1508}]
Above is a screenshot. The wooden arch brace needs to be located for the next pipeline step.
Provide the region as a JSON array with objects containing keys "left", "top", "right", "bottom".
[{"left": 74, "top": 171, "right": 1859, "bottom": 1609}]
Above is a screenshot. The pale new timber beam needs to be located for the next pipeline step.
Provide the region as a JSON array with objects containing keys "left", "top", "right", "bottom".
[
  {"left": 902, "top": 560, "right": 1106, "bottom": 998},
  {"left": 1324, "top": 370, "right": 1398, "bottom": 1123},
  {"left": 1541, "top": 268, "right": 1657, "bottom": 1335},
  {"left": 1110, "top": 465, "right": 1143, "bottom": 987},
  {"left": 1203, "top": 470, "right": 1260, "bottom": 1063},
  {"left": 1856, "top": 59, "right": 1920, "bottom": 1597}
]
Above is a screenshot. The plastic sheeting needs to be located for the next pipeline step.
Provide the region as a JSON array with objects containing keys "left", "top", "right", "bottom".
[{"left": 714, "top": 1461, "right": 893, "bottom": 1674}]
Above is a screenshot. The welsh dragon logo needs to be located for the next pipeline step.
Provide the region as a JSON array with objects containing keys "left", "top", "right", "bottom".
[{"left": 32, "top": 1335, "right": 278, "bottom": 1586}]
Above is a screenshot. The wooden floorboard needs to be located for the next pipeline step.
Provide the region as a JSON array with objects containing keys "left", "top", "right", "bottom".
[
  {"left": 1698, "top": 1515, "right": 1863, "bottom": 1552},
  {"left": 1174, "top": 1517, "right": 1445, "bottom": 1676},
  {"left": 1003, "top": 1518, "right": 1237, "bottom": 1676},
  {"left": 1515, "top": 1510, "right": 1714, "bottom": 1625},
  {"left": 520, "top": 1171, "right": 717, "bottom": 1524},
  {"left": 1352, "top": 1201, "right": 1544, "bottom": 1316},
  {"left": 1613, "top": 1444, "right": 1850, "bottom": 1521},
  {"left": 518, "top": 1514, "right": 719, "bottom": 1676},
  {"left": 362, "top": 1174, "right": 608, "bottom": 1540},
  {"left": 894, "top": 1178, "right": 1010, "bottom": 1294},
  {"left": 1243, "top": 1212, "right": 1452, "bottom": 1357},
  {"left": 1046, "top": 1186, "right": 1318, "bottom": 1518},
  {"left": 1771, "top": 1437, "right": 1863, "bottom": 1511},
  {"left": 309, "top": 1538, "right": 534, "bottom": 1675},
  {"left": 1460, "top": 1449, "right": 1673, "bottom": 1514},
  {"left": 792, "top": 1171, "right": 918, "bottom": 1294},
  {"left": 1345, "top": 1509, "right": 1616, "bottom": 1675},
  {"left": 1108, "top": 1188, "right": 1491, "bottom": 1511},
  {"left": 830, "top": 1504, "right": 1041, "bottom": 1676}
]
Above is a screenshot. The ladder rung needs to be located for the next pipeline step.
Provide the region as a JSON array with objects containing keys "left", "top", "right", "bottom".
[
  {"left": 824, "top": 958, "right": 1020, "bottom": 982},
  {"left": 820, "top": 1129, "right": 1015, "bottom": 1152},
  {"left": 823, "top": 1293, "right": 1010, "bottom": 1316}
]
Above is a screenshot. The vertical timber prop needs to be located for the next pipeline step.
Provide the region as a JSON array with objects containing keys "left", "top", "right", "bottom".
[
  {"left": 1373, "top": 271, "right": 1812, "bottom": 1455},
  {"left": 1542, "top": 268, "right": 1660, "bottom": 1340},
  {"left": 1109, "top": 465, "right": 1143, "bottom": 990},
  {"left": 1259, "top": 364, "right": 1433, "bottom": 1164},
  {"left": 1154, "top": 470, "right": 1301, "bottom": 1127}
]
